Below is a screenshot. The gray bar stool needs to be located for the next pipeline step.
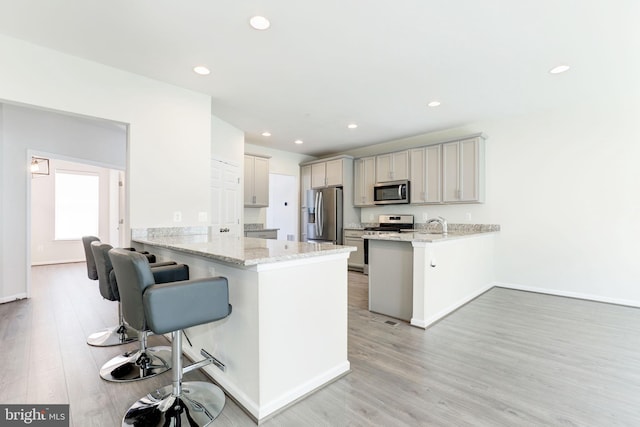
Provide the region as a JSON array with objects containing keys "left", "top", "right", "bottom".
[
  {"left": 82, "top": 236, "right": 137, "bottom": 346},
  {"left": 92, "top": 242, "right": 190, "bottom": 382},
  {"left": 110, "top": 248, "right": 232, "bottom": 427},
  {"left": 82, "top": 236, "right": 175, "bottom": 347}
]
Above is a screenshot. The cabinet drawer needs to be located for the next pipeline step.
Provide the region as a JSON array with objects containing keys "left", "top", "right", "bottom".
[
  {"left": 244, "top": 230, "right": 277, "bottom": 239},
  {"left": 344, "top": 229, "right": 364, "bottom": 238}
]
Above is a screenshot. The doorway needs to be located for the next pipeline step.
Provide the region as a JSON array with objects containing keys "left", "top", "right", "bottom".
[
  {"left": 266, "top": 173, "right": 297, "bottom": 241},
  {"left": 30, "top": 156, "right": 125, "bottom": 266}
]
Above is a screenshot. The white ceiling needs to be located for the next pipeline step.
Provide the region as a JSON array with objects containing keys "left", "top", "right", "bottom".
[{"left": 0, "top": 0, "right": 637, "bottom": 157}]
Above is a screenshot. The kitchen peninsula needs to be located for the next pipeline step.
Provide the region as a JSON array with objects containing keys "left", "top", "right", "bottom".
[
  {"left": 131, "top": 227, "right": 355, "bottom": 423},
  {"left": 366, "top": 226, "right": 498, "bottom": 329}
]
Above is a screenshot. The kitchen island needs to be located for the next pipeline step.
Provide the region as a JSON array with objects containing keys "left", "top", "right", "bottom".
[
  {"left": 131, "top": 229, "right": 355, "bottom": 423},
  {"left": 366, "top": 228, "right": 497, "bottom": 329}
]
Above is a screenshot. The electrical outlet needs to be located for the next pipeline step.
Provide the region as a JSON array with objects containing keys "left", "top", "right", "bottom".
[
  {"left": 466, "top": 212, "right": 472, "bottom": 221},
  {"left": 173, "top": 211, "right": 182, "bottom": 222},
  {"left": 422, "top": 213, "right": 429, "bottom": 222},
  {"left": 198, "top": 212, "right": 208, "bottom": 222}
]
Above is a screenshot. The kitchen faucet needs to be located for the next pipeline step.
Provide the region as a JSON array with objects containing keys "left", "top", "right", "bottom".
[{"left": 426, "top": 216, "right": 448, "bottom": 235}]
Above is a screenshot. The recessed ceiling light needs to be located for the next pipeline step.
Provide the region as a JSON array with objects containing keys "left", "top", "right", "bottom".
[
  {"left": 347, "top": 123, "right": 358, "bottom": 129},
  {"left": 261, "top": 131, "right": 271, "bottom": 137},
  {"left": 249, "top": 16, "right": 271, "bottom": 30},
  {"left": 428, "top": 101, "right": 441, "bottom": 107},
  {"left": 294, "top": 139, "right": 304, "bottom": 145},
  {"left": 193, "top": 66, "right": 211, "bottom": 75},
  {"left": 549, "top": 65, "right": 570, "bottom": 74}
]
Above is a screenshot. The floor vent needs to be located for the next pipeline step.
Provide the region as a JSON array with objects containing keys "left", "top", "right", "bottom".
[{"left": 384, "top": 320, "right": 398, "bottom": 326}]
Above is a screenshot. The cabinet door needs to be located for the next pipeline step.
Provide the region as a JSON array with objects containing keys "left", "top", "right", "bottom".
[
  {"left": 442, "top": 142, "right": 460, "bottom": 202},
  {"left": 253, "top": 156, "right": 270, "bottom": 206},
  {"left": 354, "top": 156, "right": 376, "bottom": 206},
  {"left": 344, "top": 237, "right": 364, "bottom": 269},
  {"left": 311, "top": 162, "right": 326, "bottom": 188},
  {"left": 459, "top": 138, "right": 479, "bottom": 201},
  {"left": 375, "top": 153, "right": 393, "bottom": 182},
  {"left": 442, "top": 138, "right": 481, "bottom": 203},
  {"left": 376, "top": 151, "right": 408, "bottom": 182},
  {"left": 409, "top": 148, "right": 426, "bottom": 204},
  {"left": 424, "top": 145, "right": 441, "bottom": 203},
  {"left": 243, "top": 155, "right": 255, "bottom": 206},
  {"left": 325, "top": 159, "right": 343, "bottom": 187},
  {"left": 391, "top": 150, "right": 409, "bottom": 180}
]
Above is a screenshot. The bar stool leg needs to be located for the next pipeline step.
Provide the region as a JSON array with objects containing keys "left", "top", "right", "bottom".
[{"left": 122, "top": 331, "right": 226, "bottom": 427}]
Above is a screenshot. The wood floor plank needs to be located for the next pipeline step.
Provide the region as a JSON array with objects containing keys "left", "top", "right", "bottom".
[{"left": 2, "top": 264, "right": 640, "bottom": 426}]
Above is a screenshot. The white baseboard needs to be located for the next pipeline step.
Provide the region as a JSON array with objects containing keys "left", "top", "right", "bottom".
[
  {"left": 31, "top": 258, "right": 84, "bottom": 266},
  {"left": 495, "top": 282, "right": 640, "bottom": 309},
  {"left": 0, "top": 293, "right": 28, "bottom": 304},
  {"left": 182, "top": 345, "right": 350, "bottom": 423},
  {"left": 411, "top": 283, "right": 494, "bottom": 329}
]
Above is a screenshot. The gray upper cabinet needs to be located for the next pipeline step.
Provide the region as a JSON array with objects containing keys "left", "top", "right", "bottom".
[
  {"left": 409, "top": 145, "right": 441, "bottom": 204},
  {"left": 311, "top": 158, "right": 344, "bottom": 188},
  {"left": 353, "top": 156, "right": 376, "bottom": 206},
  {"left": 244, "top": 154, "right": 270, "bottom": 207},
  {"left": 442, "top": 136, "right": 485, "bottom": 203},
  {"left": 375, "top": 150, "right": 409, "bottom": 182}
]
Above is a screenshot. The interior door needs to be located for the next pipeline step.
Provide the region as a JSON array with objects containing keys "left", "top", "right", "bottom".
[
  {"left": 211, "top": 158, "right": 241, "bottom": 236},
  {"left": 266, "top": 173, "right": 296, "bottom": 240}
]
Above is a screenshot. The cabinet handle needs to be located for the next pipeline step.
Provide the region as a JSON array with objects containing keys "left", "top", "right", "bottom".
[
  {"left": 253, "top": 195, "right": 256, "bottom": 204},
  {"left": 457, "top": 189, "right": 461, "bottom": 199}
]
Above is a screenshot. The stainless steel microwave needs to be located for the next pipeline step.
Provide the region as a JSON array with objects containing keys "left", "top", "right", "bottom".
[{"left": 374, "top": 180, "right": 410, "bottom": 205}]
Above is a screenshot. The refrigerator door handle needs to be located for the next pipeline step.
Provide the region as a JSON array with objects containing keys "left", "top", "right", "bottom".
[
  {"left": 315, "top": 192, "right": 320, "bottom": 236},
  {"left": 318, "top": 192, "right": 324, "bottom": 236}
]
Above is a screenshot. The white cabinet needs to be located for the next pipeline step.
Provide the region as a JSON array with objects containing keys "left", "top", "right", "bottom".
[
  {"left": 442, "top": 136, "right": 485, "bottom": 203},
  {"left": 312, "top": 158, "right": 344, "bottom": 188},
  {"left": 375, "top": 150, "right": 409, "bottom": 183},
  {"left": 353, "top": 156, "right": 376, "bottom": 206},
  {"left": 244, "top": 154, "right": 270, "bottom": 207},
  {"left": 409, "top": 145, "right": 441, "bottom": 204},
  {"left": 344, "top": 229, "right": 365, "bottom": 271}
]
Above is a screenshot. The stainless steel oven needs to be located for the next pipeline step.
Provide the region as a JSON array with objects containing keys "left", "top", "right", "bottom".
[
  {"left": 374, "top": 180, "right": 410, "bottom": 205},
  {"left": 363, "top": 214, "right": 414, "bottom": 274}
]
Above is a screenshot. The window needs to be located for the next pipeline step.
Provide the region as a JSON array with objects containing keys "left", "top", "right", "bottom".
[{"left": 55, "top": 171, "right": 99, "bottom": 240}]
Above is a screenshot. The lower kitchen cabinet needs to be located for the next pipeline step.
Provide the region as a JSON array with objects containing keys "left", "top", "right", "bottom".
[{"left": 344, "top": 229, "right": 364, "bottom": 271}]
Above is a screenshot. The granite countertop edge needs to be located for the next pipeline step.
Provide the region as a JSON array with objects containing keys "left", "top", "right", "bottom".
[
  {"left": 364, "top": 230, "right": 498, "bottom": 243},
  {"left": 133, "top": 236, "right": 355, "bottom": 267}
]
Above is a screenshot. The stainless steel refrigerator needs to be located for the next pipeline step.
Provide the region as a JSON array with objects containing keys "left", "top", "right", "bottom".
[{"left": 305, "top": 187, "right": 343, "bottom": 244}]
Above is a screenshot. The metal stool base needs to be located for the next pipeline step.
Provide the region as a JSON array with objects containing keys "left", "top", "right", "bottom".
[
  {"left": 122, "top": 381, "right": 225, "bottom": 427},
  {"left": 100, "top": 346, "right": 171, "bottom": 382},
  {"left": 87, "top": 324, "right": 138, "bottom": 347}
]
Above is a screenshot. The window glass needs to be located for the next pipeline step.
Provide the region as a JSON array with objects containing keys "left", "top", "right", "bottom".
[{"left": 55, "top": 171, "right": 99, "bottom": 240}]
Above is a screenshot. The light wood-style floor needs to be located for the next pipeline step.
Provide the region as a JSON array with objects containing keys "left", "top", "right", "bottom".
[{"left": 2, "top": 263, "right": 640, "bottom": 426}]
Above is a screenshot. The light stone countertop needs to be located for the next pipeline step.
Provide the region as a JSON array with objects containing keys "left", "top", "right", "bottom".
[
  {"left": 363, "top": 230, "right": 497, "bottom": 243},
  {"left": 133, "top": 234, "right": 355, "bottom": 266}
]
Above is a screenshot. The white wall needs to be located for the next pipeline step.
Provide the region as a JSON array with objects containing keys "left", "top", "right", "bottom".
[
  {"left": 31, "top": 159, "right": 116, "bottom": 265},
  {"left": 211, "top": 113, "right": 244, "bottom": 166},
  {"left": 342, "top": 99, "right": 640, "bottom": 305},
  {"left": 0, "top": 34, "right": 212, "bottom": 301}
]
